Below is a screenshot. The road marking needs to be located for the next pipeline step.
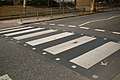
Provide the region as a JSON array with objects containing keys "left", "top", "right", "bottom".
[
  {"left": 104, "top": 38, "right": 107, "bottom": 40},
  {"left": 0, "top": 26, "right": 24, "bottom": 31},
  {"left": 49, "top": 23, "right": 55, "bottom": 26},
  {"left": 95, "top": 29, "right": 105, "bottom": 32},
  {"left": 24, "top": 44, "right": 27, "bottom": 46},
  {"left": 90, "top": 18, "right": 107, "bottom": 23},
  {"left": 26, "top": 32, "right": 74, "bottom": 46},
  {"left": 79, "top": 19, "right": 106, "bottom": 26},
  {"left": 58, "top": 24, "right": 65, "bottom": 26},
  {"left": 79, "top": 22, "right": 90, "bottom": 26},
  {"left": 32, "top": 48, "right": 36, "bottom": 50},
  {"left": 41, "top": 22, "right": 47, "bottom": 25},
  {"left": 92, "top": 75, "right": 99, "bottom": 79},
  {"left": 42, "top": 52, "right": 47, "bottom": 55},
  {"left": 4, "top": 28, "right": 44, "bottom": 36},
  {"left": 0, "top": 27, "right": 33, "bottom": 34},
  {"left": 55, "top": 58, "right": 61, "bottom": 61},
  {"left": 81, "top": 33, "right": 84, "bottom": 35},
  {"left": 44, "top": 36, "right": 96, "bottom": 55},
  {"left": 34, "top": 23, "right": 40, "bottom": 24},
  {"left": 71, "top": 65, "right": 77, "bottom": 69},
  {"left": 70, "top": 41, "right": 120, "bottom": 69},
  {"left": 13, "top": 29, "right": 57, "bottom": 40},
  {"left": 78, "top": 16, "right": 120, "bottom": 26},
  {"left": 112, "top": 32, "right": 120, "bottom": 35},
  {"left": 68, "top": 25, "right": 76, "bottom": 28},
  {"left": 0, "top": 74, "right": 12, "bottom": 80},
  {"left": 80, "top": 27, "right": 89, "bottom": 30},
  {"left": 108, "top": 16, "right": 115, "bottom": 19},
  {"left": 108, "top": 15, "right": 120, "bottom": 19}
]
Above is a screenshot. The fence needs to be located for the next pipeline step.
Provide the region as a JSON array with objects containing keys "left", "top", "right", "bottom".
[
  {"left": 0, "top": 3, "right": 120, "bottom": 21},
  {"left": 18, "top": 6, "right": 91, "bottom": 23}
]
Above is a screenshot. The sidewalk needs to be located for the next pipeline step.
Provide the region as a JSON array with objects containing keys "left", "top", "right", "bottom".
[
  {"left": 20, "top": 13, "right": 75, "bottom": 24},
  {"left": 0, "top": 19, "right": 20, "bottom": 29},
  {"left": 0, "top": 12, "right": 90, "bottom": 29}
]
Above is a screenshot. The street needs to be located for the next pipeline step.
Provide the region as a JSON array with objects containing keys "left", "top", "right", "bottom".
[{"left": 0, "top": 11, "right": 120, "bottom": 80}]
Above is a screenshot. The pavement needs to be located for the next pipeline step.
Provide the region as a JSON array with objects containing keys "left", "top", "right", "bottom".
[
  {"left": 0, "top": 12, "right": 90, "bottom": 29},
  {"left": 0, "top": 11, "right": 120, "bottom": 80}
]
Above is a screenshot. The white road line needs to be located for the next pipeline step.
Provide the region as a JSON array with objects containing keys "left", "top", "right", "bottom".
[
  {"left": 58, "top": 24, "right": 65, "bottom": 27},
  {"left": 79, "top": 19, "right": 106, "bottom": 27},
  {"left": 78, "top": 16, "right": 120, "bottom": 26},
  {"left": 112, "top": 32, "right": 120, "bottom": 35},
  {"left": 0, "top": 27, "right": 33, "bottom": 34},
  {"left": 90, "top": 19, "right": 107, "bottom": 23},
  {"left": 79, "top": 22, "right": 90, "bottom": 26},
  {"left": 4, "top": 28, "right": 44, "bottom": 36},
  {"left": 49, "top": 23, "right": 55, "bottom": 26},
  {"left": 0, "top": 74, "right": 12, "bottom": 80},
  {"left": 41, "top": 22, "right": 47, "bottom": 25},
  {"left": 68, "top": 25, "right": 76, "bottom": 28},
  {"left": 44, "top": 36, "right": 96, "bottom": 55},
  {"left": 13, "top": 29, "right": 57, "bottom": 40},
  {"left": 70, "top": 41, "right": 120, "bottom": 69},
  {"left": 108, "top": 16, "right": 115, "bottom": 19},
  {"left": 108, "top": 15, "right": 120, "bottom": 19},
  {"left": 95, "top": 29, "right": 106, "bottom": 32},
  {"left": 34, "top": 23, "right": 40, "bottom": 24},
  {"left": 26, "top": 32, "right": 74, "bottom": 46},
  {"left": 71, "top": 65, "right": 77, "bottom": 68},
  {"left": 80, "top": 27, "right": 89, "bottom": 30},
  {"left": 0, "top": 26, "right": 24, "bottom": 31}
]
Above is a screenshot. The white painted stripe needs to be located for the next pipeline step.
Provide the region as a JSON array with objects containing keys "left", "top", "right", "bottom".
[
  {"left": 95, "top": 29, "right": 105, "bottom": 32},
  {"left": 0, "top": 74, "right": 12, "bottom": 80},
  {"left": 0, "top": 27, "right": 32, "bottom": 34},
  {"left": 78, "top": 16, "right": 119, "bottom": 27},
  {"left": 79, "top": 22, "right": 90, "bottom": 26},
  {"left": 58, "top": 24, "right": 65, "bottom": 26},
  {"left": 13, "top": 29, "right": 57, "bottom": 40},
  {"left": 26, "top": 32, "right": 74, "bottom": 46},
  {"left": 70, "top": 41, "right": 120, "bottom": 69},
  {"left": 41, "top": 22, "right": 47, "bottom": 25},
  {"left": 108, "top": 16, "right": 115, "bottom": 19},
  {"left": 0, "top": 26, "right": 24, "bottom": 31},
  {"left": 34, "top": 23, "right": 40, "bottom": 24},
  {"left": 80, "top": 27, "right": 89, "bottom": 30},
  {"left": 44, "top": 36, "right": 96, "bottom": 55},
  {"left": 4, "top": 28, "right": 44, "bottom": 36},
  {"left": 49, "top": 23, "right": 55, "bottom": 26},
  {"left": 112, "top": 32, "right": 120, "bottom": 35},
  {"left": 90, "top": 19, "right": 107, "bottom": 23},
  {"left": 69, "top": 25, "right": 76, "bottom": 27}
]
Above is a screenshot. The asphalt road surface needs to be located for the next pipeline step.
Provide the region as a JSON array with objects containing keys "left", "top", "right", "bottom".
[{"left": 0, "top": 11, "right": 120, "bottom": 80}]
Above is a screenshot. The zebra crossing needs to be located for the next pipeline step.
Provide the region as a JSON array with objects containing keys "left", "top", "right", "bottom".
[
  {"left": 0, "top": 26, "right": 33, "bottom": 34},
  {"left": 4, "top": 28, "right": 44, "bottom": 36},
  {"left": 0, "top": 26, "right": 120, "bottom": 70},
  {"left": 44, "top": 36, "right": 96, "bottom": 55},
  {"left": 70, "top": 41, "right": 120, "bottom": 69},
  {"left": 26, "top": 32, "right": 74, "bottom": 46},
  {"left": 13, "top": 29, "right": 57, "bottom": 40}
]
